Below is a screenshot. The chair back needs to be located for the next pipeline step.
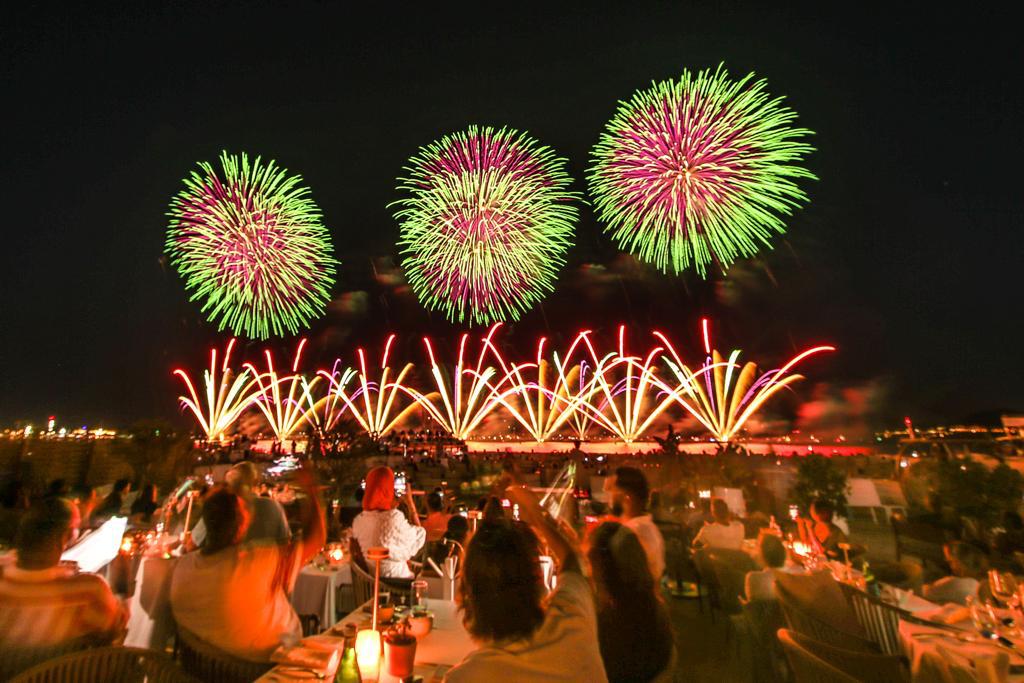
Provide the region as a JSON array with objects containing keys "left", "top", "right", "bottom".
[
  {"left": 350, "top": 559, "right": 375, "bottom": 606},
  {"left": 707, "top": 549, "right": 757, "bottom": 614},
  {"left": 777, "top": 629, "right": 860, "bottom": 683},
  {"left": 175, "top": 627, "right": 273, "bottom": 683},
  {"left": 776, "top": 582, "right": 878, "bottom": 653},
  {"left": 0, "top": 636, "right": 96, "bottom": 681},
  {"left": 742, "top": 600, "right": 787, "bottom": 683},
  {"left": 837, "top": 582, "right": 908, "bottom": 656},
  {"left": 10, "top": 646, "right": 194, "bottom": 683},
  {"left": 786, "top": 628, "right": 908, "bottom": 683}
]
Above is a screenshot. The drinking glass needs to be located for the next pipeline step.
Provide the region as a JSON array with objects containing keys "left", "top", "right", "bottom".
[
  {"left": 989, "top": 570, "right": 1018, "bottom": 608},
  {"left": 968, "top": 595, "right": 998, "bottom": 633}
]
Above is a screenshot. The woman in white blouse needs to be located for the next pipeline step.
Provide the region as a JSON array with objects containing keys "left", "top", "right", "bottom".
[{"left": 351, "top": 467, "right": 426, "bottom": 579}]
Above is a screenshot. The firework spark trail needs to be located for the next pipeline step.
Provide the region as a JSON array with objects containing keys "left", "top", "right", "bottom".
[
  {"left": 656, "top": 325, "right": 834, "bottom": 441},
  {"left": 166, "top": 151, "right": 336, "bottom": 339},
  {"left": 572, "top": 327, "right": 681, "bottom": 443},
  {"left": 398, "top": 325, "right": 508, "bottom": 439},
  {"left": 316, "top": 335, "right": 422, "bottom": 439},
  {"left": 172, "top": 340, "right": 260, "bottom": 441},
  {"left": 589, "top": 65, "right": 815, "bottom": 276},
  {"left": 244, "top": 339, "right": 319, "bottom": 441},
  {"left": 394, "top": 126, "right": 580, "bottom": 324}
]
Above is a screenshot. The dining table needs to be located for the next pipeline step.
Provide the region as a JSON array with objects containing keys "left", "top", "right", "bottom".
[
  {"left": 290, "top": 561, "right": 353, "bottom": 630},
  {"left": 257, "top": 597, "right": 474, "bottom": 682},
  {"left": 900, "top": 602, "right": 1024, "bottom": 682}
]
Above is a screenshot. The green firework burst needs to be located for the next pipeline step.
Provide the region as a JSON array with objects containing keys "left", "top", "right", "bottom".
[
  {"left": 393, "top": 125, "right": 580, "bottom": 325},
  {"left": 588, "top": 64, "right": 816, "bottom": 276},
  {"left": 165, "top": 151, "right": 336, "bottom": 339}
]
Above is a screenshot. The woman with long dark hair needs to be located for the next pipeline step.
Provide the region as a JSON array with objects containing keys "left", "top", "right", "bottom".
[{"left": 587, "top": 521, "right": 675, "bottom": 682}]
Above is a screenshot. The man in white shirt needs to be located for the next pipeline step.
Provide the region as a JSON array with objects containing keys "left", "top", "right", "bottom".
[
  {"left": 692, "top": 498, "right": 745, "bottom": 550},
  {"left": 606, "top": 467, "right": 665, "bottom": 580}
]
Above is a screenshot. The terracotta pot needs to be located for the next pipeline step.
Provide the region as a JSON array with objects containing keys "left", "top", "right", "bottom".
[
  {"left": 407, "top": 612, "right": 433, "bottom": 638},
  {"left": 384, "top": 636, "right": 417, "bottom": 678}
]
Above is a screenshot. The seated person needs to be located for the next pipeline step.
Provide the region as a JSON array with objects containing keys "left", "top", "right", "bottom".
[
  {"left": 796, "top": 499, "right": 849, "bottom": 560},
  {"left": 0, "top": 498, "right": 126, "bottom": 649},
  {"left": 447, "top": 500, "right": 607, "bottom": 681},
  {"left": 351, "top": 467, "right": 425, "bottom": 579},
  {"left": 192, "top": 462, "right": 290, "bottom": 546},
  {"left": 745, "top": 532, "right": 801, "bottom": 601},
  {"left": 130, "top": 483, "right": 160, "bottom": 525},
  {"left": 922, "top": 541, "right": 986, "bottom": 606},
  {"left": 422, "top": 492, "right": 450, "bottom": 543},
  {"left": 92, "top": 478, "right": 131, "bottom": 522},
  {"left": 170, "top": 466, "right": 324, "bottom": 662},
  {"left": 427, "top": 514, "right": 469, "bottom": 569},
  {"left": 692, "top": 498, "right": 745, "bottom": 551}
]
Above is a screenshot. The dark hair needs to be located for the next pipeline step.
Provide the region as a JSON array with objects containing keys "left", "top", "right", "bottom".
[
  {"left": 200, "top": 487, "right": 249, "bottom": 554},
  {"left": 113, "top": 478, "right": 131, "bottom": 494},
  {"left": 45, "top": 479, "right": 69, "bottom": 498},
  {"left": 711, "top": 498, "right": 731, "bottom": 524},
  {"left": 759, "top": 533, "right": 786, "bottom": 568},
  {"left": 946, "top": 541, "right": 987, "bottom": 576},
  {"left": 445, "top": 514, "right": 469, "bottom": 544},
  {"left": 16, "top": 498, "right": 74, "bottom": 559},
  {"left": 811, "top": 499, "right": 834, "bottom": 521},
  {"left": 427, "top": 492, "right": 443, "bottom": 512},
  {"left": 614, "top": 467, "right": 649, "bottom": 510},
  {"left": 140, "top": 483, "right": 158, "bottom": 502},
  {"left": 587, "top": 521, "right": 673, "bottom": 681},
  {"left": 0, "top": 480, "right": 28, "bottom": 509},
  {"left": 460, "top": 520, "right": 545, "bottom": 642}
]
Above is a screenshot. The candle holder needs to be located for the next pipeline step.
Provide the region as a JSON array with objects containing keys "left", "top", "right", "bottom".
[{"left": 365, "top": 546, "right": 390, "bottom": 631}]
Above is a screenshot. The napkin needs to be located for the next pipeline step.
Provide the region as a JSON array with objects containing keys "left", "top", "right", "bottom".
[
  {"left": 271, "top": 645, "right": 339, "bottom": 672},
  {"left": 301, "top": 634, "right": 346, "bottom": 652},
  {"left": 919, "top": 603, "right": 972, "bottom": 626}
]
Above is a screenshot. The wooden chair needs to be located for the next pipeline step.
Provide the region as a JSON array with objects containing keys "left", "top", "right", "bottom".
[
  {"left": 784, "top": 629, "right": 909, "bottom": 683},
  {"left": 741, "top": 599, "right": 788, "bottom": 683},
  {"left": 706, "top": 548, "right": 757, "bottom": 615},
  {"left": 175, "top": 628, "right": 273, "bottom": 683},
  {"left": 0, "top": 636, "right": 97, "bottom": 681},
  {"left": 776, "top": 582, "right": 878, "bottom": 653},
  {"left": 297, "top": 613, "right": 321, "bottom": 637},
  {"left": 777, "top": 629, "right": 860, "bottom": 683},
  {"left": 836, "top": 582, "right": 910, "bottom": 656},
  {"left": 10, "top": 646, "right": 195, "bottom": 683},
  {"left": 350, "top": 560, "right": 375, "bottom": 607}
]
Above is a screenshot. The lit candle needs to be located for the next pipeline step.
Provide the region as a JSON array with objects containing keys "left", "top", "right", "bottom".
[{"left": 355, "top": 628, "right": 381, "bottom": 683}]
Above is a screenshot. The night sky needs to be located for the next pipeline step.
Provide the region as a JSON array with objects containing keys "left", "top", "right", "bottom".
[{"left": 1, "top": 2, "right": 1021, "bottom": 430}]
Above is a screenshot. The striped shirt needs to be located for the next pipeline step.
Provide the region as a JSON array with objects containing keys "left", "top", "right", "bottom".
[{"left": 0, "top": 564, "right": 126, "bottom": 648}]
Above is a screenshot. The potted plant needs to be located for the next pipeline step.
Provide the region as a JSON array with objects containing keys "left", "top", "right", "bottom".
[{"left": 383, "top": 620, "right": 417, "bottom": 678}]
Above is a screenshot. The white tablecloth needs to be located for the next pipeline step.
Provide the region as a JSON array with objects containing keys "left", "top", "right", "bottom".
[
  {"left": 124, "top": 555, "right": 178, "bottom": 649},
  {"left": 290, "top": 563, "right": 352, "bottom": 630},
  {"left": 901, "top": 619, "right": 1024, "bottom": 682},
  {"left": 258, "top": 598, "right": 473, "bottom": 682}
]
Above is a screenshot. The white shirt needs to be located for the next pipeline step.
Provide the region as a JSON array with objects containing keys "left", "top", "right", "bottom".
[
  {"left": 170, "top": 542, "right": 302, "bottom": 662},
  {"left": 351, "top": 509, "right": 426, "bottom": 579},
  {"left": 445, "top": 571, "right": 608, "bottom": 683},
  {"left": 623, "top": 514, "right": 666, "bottom": 579},
  {"left": 744, "top": 565, "right": 804, "bottom": 602},
  {"left": 693, "top": 521, "right": 745, "bottom": 550}
]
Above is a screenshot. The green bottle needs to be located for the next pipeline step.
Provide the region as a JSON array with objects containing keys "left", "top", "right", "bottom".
[{"left": 335, "top": 624, "right": 361, "bottom": 683}]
